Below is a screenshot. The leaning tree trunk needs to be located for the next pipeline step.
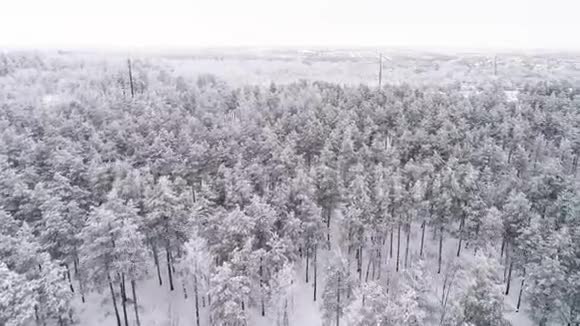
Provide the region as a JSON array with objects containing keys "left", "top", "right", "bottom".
[
  {"left": 108, "top": 274, "right": 122, "bottom": 326},
  {"left": 516, "top": 270, "right": 525, "bottom": 312},
  {"left": 505, "top": 261, "right": 513, "bottom": 295},
  {"left": 131, "top": 280, "right": 141, "bottom": 326}
]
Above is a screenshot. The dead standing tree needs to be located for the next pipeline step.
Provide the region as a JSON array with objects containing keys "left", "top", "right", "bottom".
[
  {"left": 378, "top": 53, "right": 383, "bottom": 89},
  {"left": 128, "top": 58, "right": 135, "bottom": 98}
]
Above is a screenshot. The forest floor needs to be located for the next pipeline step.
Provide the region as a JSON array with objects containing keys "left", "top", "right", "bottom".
[{"left": 74, "top": 209, "right": 536, "bottom": 326}]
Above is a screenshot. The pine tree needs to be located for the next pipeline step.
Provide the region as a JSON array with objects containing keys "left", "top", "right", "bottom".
[
  {"left": 113, "top": 217, "right": 149, "bottom": 326},
  {"left": 321, "top": 253, "right": 354, "bottom": 326},
  {"left": 178, "top": 236, "right": 213, "bottom": 326},
  {"left": 269, "top": 263, "right": 295, "bottom": 326},
  {"left": 0, "top": 262, "right": 36, "bottom": 326},
  {"left": 0, "top": 211, "right": 74, "bottom": 326},
  {"left": 342, "top": 163, "right": 371, "bottom": 280},
  {"left": 145, "top": 176, "right": 193, "bottom": 291},
  {"left": 210, "top": 262, "right": 251, "bottom": 326},
  {"left": 79, "top": 206, "right": 123, "bottom": 326},
  {"left": 314, "top": 141, "right": 341, "bottom": 248},
  {"left": 459, "top": 255, "right": 510, "bottom": 326},
  {"left": 345, "top": 280, "right": 424, "bottom": 326}
]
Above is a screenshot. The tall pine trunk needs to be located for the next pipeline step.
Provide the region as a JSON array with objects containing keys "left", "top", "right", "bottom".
[
  {"left": 120, "top": 274, "right": 129, "bottom": 326},
  {"left": 65, "top": 263, "right": 74, "bottom": 293},
  {"left": 35, "top": 305, "right": 39, "bottom": 326},
  {"left": 505, "top": 261, "right": 513, "bottom": 295},
  {"left": 131, "top": 280, "right": 141, "bottom": 326},
  {"left": 432, "top": 225, "right": 437, "bottom": 240},
  {"left": 305, "top": 247, "right": 309, "bottom": 283},
  {"left": 336, "top": 274, "right": 341, "bottom": 326},
  {"left": 365, "top": 250, "right": 372, "bottom": 282},
  {"left": 539, "top": 317, "right": 547, "bottom": 326},
  {"left": 166, "top": 245, "right": 174, "bottom": 291},
  {"left": 404, "top": 223, "right": 411, "bottom": 269},
  {"left": 389, "top": 226, "right": 394, "bottom": 258},
  {"left": 194, "top": 274, "right": 200, "bottom": 326},
  {"left": 108, "top": 275, "right": 122, "bottom": 326},
  {"left": 313, "top": 245, "right": 318, "bottom": 301},
  {"left": 457, "top": 214, "right": 465, "bottom": 257},
  {"left": 283, "top": 299, "right": 289, "bottom": 326},
  {"left": 371, "top": 247, "right": 378, "bottom": 280},
  {"left": 358, "top": 246, "right": 363, "bottom": 281},
  {"left": 500, "top": 236, "right": 506, "bottom": 261},
  {"left": 504, "top": 243, "right": 510, "bottom": 281},
  {"left": 376, "top": 249, "right": 382, "bottom": 280},
  {"left": 260, "top": 257, "right": 265, "bottom": 316},
  {"left": 73, "top": 257, "right": 85, "bottom": 303},
  {"left": 396, "top": 222, "right": 401, "bottom": 272},
  {"left": 152, "top": 242, "right": 163, "bottom": 286},
  {"left": 438, "top": 226, "right": 443, "bottom": 274},
  {"left": 182, "top": 280, "right": 188, "bottom": 299},
  {"left": 420, "top": 220, "right": 426, "bottom": 257},
  {"left": 516, "top": 275, "right": 525, "bottom": 312},
  {"left": 127, "top": 59, "right": 135, "bottom": 97},
  {"left": 326, "top": 208, "right": 331, "bottom": 249}
]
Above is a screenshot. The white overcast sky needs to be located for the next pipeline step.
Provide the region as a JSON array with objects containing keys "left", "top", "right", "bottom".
[{"left": 1, "top": 0, "right": 579, "bottom": 51}]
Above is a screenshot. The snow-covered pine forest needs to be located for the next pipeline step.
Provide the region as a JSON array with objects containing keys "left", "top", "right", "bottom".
[{"left": 1, "top": 52, "right": 579, "bottom": 326}]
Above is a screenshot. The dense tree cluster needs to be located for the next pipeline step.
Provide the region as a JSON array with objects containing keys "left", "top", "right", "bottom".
[{"left": 1, "top": 54, "right": 579, "bottom": 326}]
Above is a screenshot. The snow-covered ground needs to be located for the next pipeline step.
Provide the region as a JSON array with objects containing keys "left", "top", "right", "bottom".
[{"left": 74, "top": 209, "right": 536, "bottom": 326}]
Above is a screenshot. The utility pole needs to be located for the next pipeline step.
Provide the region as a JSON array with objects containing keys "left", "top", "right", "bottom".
[
  {"left": 127, "top": 58, "right": 135, "bottom": 98},
  {"left": 378, "top": 53, "right": 383, "bottom": 89}
]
